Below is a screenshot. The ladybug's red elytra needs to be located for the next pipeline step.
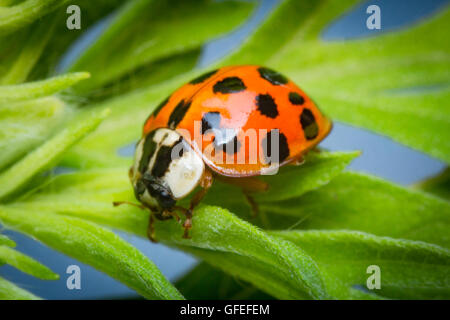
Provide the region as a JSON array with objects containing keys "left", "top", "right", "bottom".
[{"left": 115, "top": 65, "right": 332, "bottom": 241}]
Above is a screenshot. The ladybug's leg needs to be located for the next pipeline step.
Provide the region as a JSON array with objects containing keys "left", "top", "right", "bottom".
[
  {"left": 216, "top": 175, "right": 268, "bottom": 217},
  {"left": 147, "top": 213, "right": 157, "bottom": 243},
  {"left": 180, "top": 170, "right": 214, "bottom": 239},
  {"left": 243, "top": 191, "right": 259, "bottom": 218},
  {"left": 161, "top": 210, "right": 180, "bottom": 222},
  {"left": 112, "top": 201, "right": 160, "bottom": 242}
]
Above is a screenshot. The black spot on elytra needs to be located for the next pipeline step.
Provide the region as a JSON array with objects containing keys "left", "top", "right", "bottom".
[
  {"left": 289, "top": 92, "right": 305, "bottom": 105},
  {"left": 168, "top": 100, "right": 191, "bottom": 129},
  {"left": 213, "top": 77, "right": 246, "bottom": 94},
  {"left": 262, "top": 130, "right": 289, "bottom": 164},
  {"left": 138, "top": 132, "right": 157, "bottom": 174},
  {"left": 201, "top": 112, "right": 221, "bottom": 134},
  {"left": 190, "top": 69, "right": 218, "bottom": 84},
  {"left": 256, "top": 94, "right": 278, "bottom": 118},
  {"left": 300, "top": 108, "right": 319, "bottom": 140},
  {"left": 258, "top": 67, "right": 288, "bottom": 86},
  {"left": 214, "top": 135, "right": 241, "bottom": 155}
]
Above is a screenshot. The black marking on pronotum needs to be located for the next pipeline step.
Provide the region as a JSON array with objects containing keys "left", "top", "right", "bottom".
[
  {"left": 213, "top": 77, "right": 246, "bottom": 94},
  {"left": 189, "top": 69, "right": 218, "bottom": 84},
  {"left": 289, "top": 92, "right": 305, "bottom": 105},
  {"left": 151, "top": 137, "right": 184, "bottom": 178},
  {"left": 300, "top": 108, "right": 319, "bottom": 140},
  {"left": 257, "top": 67, "right": 288, "bottom": 86},
  {"left": 138, "top": 132, "right": 157, "bottom": 174},
  {"left": 256, "top": 94, "right": 279, "bottom": 118},
  {"left": 168, "top": 100, "right": 191, "bottom": 129},
  {"left": 201, "top": 112, "right": 222, "bottom": 134},
  {"left": 214, "top": 135, "right": 241, "bottom": 155},
  {"left": 262, "top": 129, "right": 289, "bottom": 164}
]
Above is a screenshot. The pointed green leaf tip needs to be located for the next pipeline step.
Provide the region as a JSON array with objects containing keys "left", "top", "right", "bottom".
[
  {"left": 0, "top": 246, "right": 59, "bottom": 280},
  {"left": 0, "top": 234, "right": 15, "bottom": 247}
]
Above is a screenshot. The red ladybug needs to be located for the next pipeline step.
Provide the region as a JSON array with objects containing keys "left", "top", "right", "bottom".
[{"left": 116, "top": 65, "right": 332, "bottom": 241}]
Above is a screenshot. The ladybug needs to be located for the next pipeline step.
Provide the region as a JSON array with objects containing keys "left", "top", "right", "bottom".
[{"left": 115, "top": 65, "right": 332, "bottom": 241}]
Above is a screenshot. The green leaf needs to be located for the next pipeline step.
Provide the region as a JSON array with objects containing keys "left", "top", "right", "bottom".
[
  {"left": 0, "top": 245, "right": 59, "bottom": 280},
  {"left": 1, "top": 1, "right": 125, "bottom": 82},
  {"left": 0, "top": 276, "right": 41, "bottom": 300},
  {"left": 0, "top": 234, "right": 15, "bottom": 247},
  {"left": 273, "top": 230, "right": 450, "bottom": 299},
  {"left": 83, "top": 49, "right": 201, "bottom": 103},
  {"left": 0, "top": 16, "right": 58, "bottom": 84},
  {"left": 176, "top": 262, "right": 274, "bottom": 300},
  {"left": 0, "top": 206, "right": 184, "bottom": 300},
  {"left": 261, "top": 172, "right": 450, "bottom": 248},
  {"left": 255, "top": 151, "right": 359, "bottom": 202},
  {"left": 0, "top": 0, "right": 69, "bottom": 35},
  {"left": 414, "top": 168, "right": 450, "bottom": 201},
  {"left": 69, "top": 0, "right": 255, "bottom": 93},
  {"left": 0, "top": 96, "right": 66, "bottom": 171},
  {"left": 201, "top": 151, "right": 359, "bottom": 222},
  {"left": 11, "top": 170, "right": 329, "bottom": 299},
  {"left": 0, "top": 72, "right": 90, "bottom": 102},
  {"left": 221, "top": 0, "right": 450, "bottom": 162},
  {"left": 0, "top": 108, "right": 109, "bottom": 201}
]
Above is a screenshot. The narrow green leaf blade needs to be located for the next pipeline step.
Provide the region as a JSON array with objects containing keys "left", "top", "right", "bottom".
[
  {"left": 0, "top": 0, "right": 70, "bottom": 35},
  {"left": 261, "top": 172, "right": 450, "bottom": 248},
  {"left": 255, "top": 151, "right": 359, "bottom": 202},
  {"left": 0, "top": 108, "right": 109, "bottom": 200},
  {"left": 273, "top": 230, "right": 450, "bottom": 299},
  {"left": 0, "top": 234, "right": 15, "bottom": 247},
  {"left": 0, "top": 246, "right": 59, "bottom": 280},
  {"left": 0, "top": 206, "right": 184, "bottom": 300},
  {"left": 0, "top": 96, "right": 66, "bottom": 171},
  {"left": 0, "top": 72, "right": 90, "bottom": 102},
  {"left": 0, "top": 276, "right": 41, "bottom": 300},
  {"left": 69, "top": 0, "right": 255, "bottom": 93}
]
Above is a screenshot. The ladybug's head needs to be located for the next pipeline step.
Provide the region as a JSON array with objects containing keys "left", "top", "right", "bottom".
[{"left": 129, "top": 128, "right": 205, "bottom": 210}]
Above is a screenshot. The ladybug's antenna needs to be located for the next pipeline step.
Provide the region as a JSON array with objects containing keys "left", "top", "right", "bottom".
[{"left": 113, "top": 201, "right": 147, "bottom": 210}]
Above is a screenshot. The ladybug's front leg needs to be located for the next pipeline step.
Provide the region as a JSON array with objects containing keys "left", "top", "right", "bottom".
[{"left": 179, "top": 170, "right": 214, "bottom": 239}]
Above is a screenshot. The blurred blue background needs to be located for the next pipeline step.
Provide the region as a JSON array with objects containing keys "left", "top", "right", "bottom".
[{"left": 1, "top": 0, "right": 448, "bottom": 299}]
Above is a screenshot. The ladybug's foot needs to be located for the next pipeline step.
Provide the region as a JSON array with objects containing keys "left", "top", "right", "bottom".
[
  {"left": 244, "top": 192, "right": 259, "bottom": 218},
  {"left": 182, "top": 209, "right": 193, "bottom": 239},
  {"left": 147, "top": 214, "right": 158, "bottom": 243}
]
